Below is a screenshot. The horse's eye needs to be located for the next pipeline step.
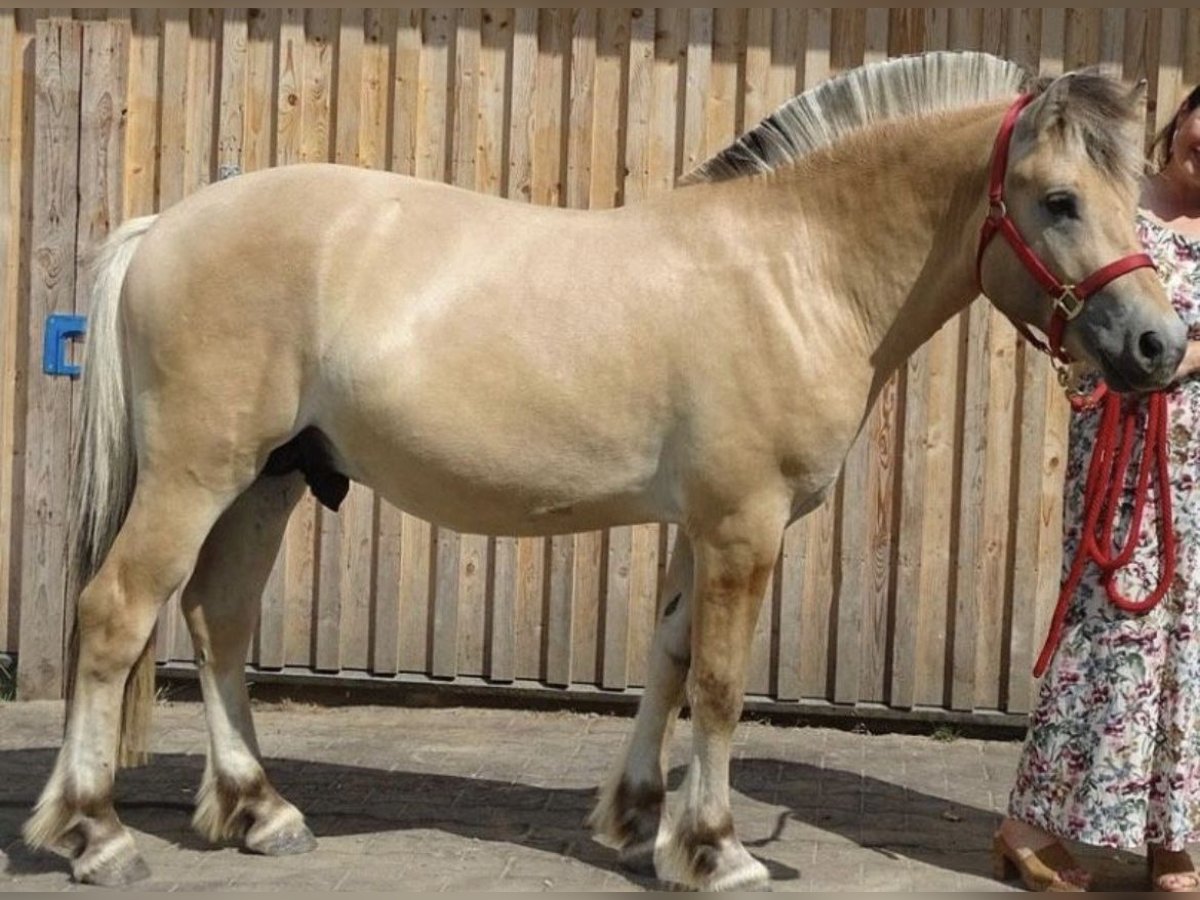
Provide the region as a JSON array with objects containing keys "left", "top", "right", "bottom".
[{"left": 1043, "top": 191, "right": 1079, "bottom": 220}]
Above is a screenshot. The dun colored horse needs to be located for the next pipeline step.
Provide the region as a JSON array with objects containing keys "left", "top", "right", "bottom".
[{"left": 25, "top": 51, "right": 1185, "bottom": 890}]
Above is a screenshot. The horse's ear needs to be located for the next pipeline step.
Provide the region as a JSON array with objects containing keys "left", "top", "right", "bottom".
[
  {"left": 1032, "top": 72, "right": 1074, "bottom": 133},
  {"left": 1125, "top": 78, "right": 1149, "bottom": 114}
]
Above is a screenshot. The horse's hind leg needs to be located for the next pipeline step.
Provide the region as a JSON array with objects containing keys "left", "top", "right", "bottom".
[
  {"left": 589, "top": 532, "right": 693, "bottom": 873},
  {"left": 182, "top": 473, "right": 315, "bottom": 855},
  {"left": 24, "top": 470, "right": 238, "bottom": 885}
]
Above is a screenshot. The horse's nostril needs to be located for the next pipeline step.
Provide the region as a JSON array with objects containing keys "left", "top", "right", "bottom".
[{"left": 1139, "top": 331, "right": 1165, "bottom": 364}]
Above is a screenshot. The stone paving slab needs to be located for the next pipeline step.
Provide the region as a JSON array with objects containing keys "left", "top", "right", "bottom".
[{"left": 0, "top": 699, "right": 1166, "bottom": 892}]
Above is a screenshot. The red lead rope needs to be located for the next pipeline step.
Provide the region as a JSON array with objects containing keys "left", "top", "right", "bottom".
[{"left": 1033, "top": 384, "right": 1176, "bottom": 678}]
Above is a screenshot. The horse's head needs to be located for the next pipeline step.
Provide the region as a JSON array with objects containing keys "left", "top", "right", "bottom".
[{"left": 978, "top": 70, "right": 1187, "bottom": 392}]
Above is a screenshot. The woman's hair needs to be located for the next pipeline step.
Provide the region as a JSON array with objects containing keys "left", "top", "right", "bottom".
[{"left": 1154, "top": 83, "right": 1200, "bottom": 170}]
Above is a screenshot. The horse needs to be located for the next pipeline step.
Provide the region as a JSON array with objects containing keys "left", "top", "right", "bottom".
[{"left": 23, "top": 50, "right": 1186, "bottom": 891}]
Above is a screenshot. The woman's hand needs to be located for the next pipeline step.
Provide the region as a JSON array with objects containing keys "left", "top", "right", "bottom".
[{"left": 1174, "top": 339, "right": 1200, "bottom": 382}]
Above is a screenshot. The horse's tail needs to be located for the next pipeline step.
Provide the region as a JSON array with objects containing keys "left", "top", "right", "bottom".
[{"left": 65, "top": 214, "right": 158, "bottom": 768}]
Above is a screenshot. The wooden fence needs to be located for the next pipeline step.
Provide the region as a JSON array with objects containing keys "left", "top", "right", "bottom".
[{"left": 2, "top": 9, "right": 1198, "bottom": 723}]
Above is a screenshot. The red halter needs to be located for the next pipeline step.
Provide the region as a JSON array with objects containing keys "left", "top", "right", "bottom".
[
  {"left": 977, "top": 95, "right": 1175, "bottom": 679},
  {"left": 975, "top": 93, "right": 1156, "bottom": 361}
]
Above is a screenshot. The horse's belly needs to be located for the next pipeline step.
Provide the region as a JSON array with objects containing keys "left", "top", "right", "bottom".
[{"left": 320, "top": 399, "right": 673, "bottom": 537}]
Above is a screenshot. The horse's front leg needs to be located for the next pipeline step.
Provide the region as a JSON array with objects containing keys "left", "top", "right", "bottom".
[
  {"left": 654, "top": 500, "right": 786, "bottom": 891},
  {"left": 589, "top": 531, "right": 693, "bottom": 873}
]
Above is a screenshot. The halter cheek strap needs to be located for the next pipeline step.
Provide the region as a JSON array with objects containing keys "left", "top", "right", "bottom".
[{"left": 975, "top": 94, "right": 1156, "bottom": 362}]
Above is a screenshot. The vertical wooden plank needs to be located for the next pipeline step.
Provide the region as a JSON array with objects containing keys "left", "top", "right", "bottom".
[
  {"left": 1098, "top": 9, "right": 1124, "bottom": 78},
  {"left": 1153, "top": 9, "right": 1185, "bottom": 139},
  {"left": 1015, "top": 5, "right": 1070, "bottom": 711},
  {"left": 798, "top": 6, "right": 834, "bottom": 702},
  {"left": 946, "top": 8, "right": 988, "bottom": 713},
  {"left": 964, "top": 8, "right": 1016, "bottom": 713},
  {"left": 184, "top": 9, "right": 219, "bottom": 196},
  {"left": 332, "top": 9, "right": 376, "bottom": 675},
  {"left": 565, "top": 10, "right": 595, "bottom": 210},
  {"left": 154, "top": 9, "right": 187, "bottom": 661},
  {"left": 239, "top": 8, "right": 284, "bottom": 667},
  {"left": 855, "top": 5, "right": 895, "bottom": 707},
  {"left": 647, "top": 7, "right": 683, "bottom": 192},
  {"left": 742, "top": 9, "right": 773, "bottom": 129},
  {"left": 506, "top": 8, "right": 549, "bottom": 681},
  {"left": 333, "top": 8, "right": 363, "bottom": 166},
  {"left": 441, "top": 8, "right": 482, "bottom": 679},
  {"left": 911, "top": 8, "right": 963, "bottom": 708},
  {"left": 477, "top": 7, "right": 512, "bottom": 196},
  {"left": 4, "top": 10, "right": 38, "bottom": 657},
  {"left": 168, "top": 10, "right": 222, "bottom": 662},
  {"left": 122, "top": 8, "right": 157, "bottom": 219},
  {"left": 374, "top": 9, "right": 419, "bottom": 678},
  {"left": 306, "top": 8, "right": 340, "bottom": 672},
  {"left": 681, "top": 8, "right": 711, "bottom": 177},
  {"left": 243, "top": 8, "right": 277, "bottom": 174},
  {"left": 622, "top": 7, "right": 665, "bottom": 689},
  {"left": 354, "top": 7, "right": 397, "bottom": 677},
  {"left": 217, "top": 8, "right": 248, "bottom": 178},
  {"left": 1185, "top": 9, "right": 1200, "bottom": 91},
  {"left": 506, "top": 8, "right": 536, "bottom": 203},
  {"left": 591, "top": 7, "right": 632, "bottom": 691},
  {"left": 562, "top": 8, "right": 596, "bottom": 687},
  {"left": 888, "top": 6, "right": 934, "bottom": 711},
  {"left": 275, "top": 8, "right": 318, "bottom": 670},
  {"left": 830, "top": 5, "right": 868, "bottom": 707},
  {"left": 480, "top": 7, "right": 519, "bottom": 683},
  {"left": 68, "top": 18, "right": 127, "bottom": 665},
  {"left": 530, "top": 8, "right": 567, "bottom": 209},
  {"left": 0, "top": 10, "right": 23, "bottom": 653},
  {"left": 758, "top": 8, "right": 806, "bottom": 702},
  {"left": 389, "top": 7, "right": 421, "bottom": 176},
  {"left": 732, "top": 6, "right": 785, "bottom": 698},
  {"left": 397, "top": 9, "right": 452, "bottom": 677},
  {"left": 17, "top": 19, "right": 82, "bottom": 699},
  {"left": 426, "top": 7, "right": 469, "bottom": 681},
  {"left": 1039, "top": 8, "right": 1066, "bottom": 76},
  {"left": 1064, "top": 9, "right": 1102, "bottom": 72},
  {"left": 512, "top": 10, "right": 562, "bottom": 683},
  {"left": 707, "top": 8, "right": 741, "bottom": 148},
  {"left": 301, "top": 8, "right": 335, "bottom": 164}
]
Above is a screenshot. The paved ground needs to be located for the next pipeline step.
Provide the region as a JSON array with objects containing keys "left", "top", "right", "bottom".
[{"left": 0, "top": 698, "right": 1163, "bottom": 892}]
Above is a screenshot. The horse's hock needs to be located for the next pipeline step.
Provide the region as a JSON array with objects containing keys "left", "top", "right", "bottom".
[{"left": 0, "top": 9, "right": 1195, "bottom": 890}]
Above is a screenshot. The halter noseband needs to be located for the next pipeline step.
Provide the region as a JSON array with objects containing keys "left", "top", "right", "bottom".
[{"left": 975, "top": 93, "right": 1156, "bottom": 363}]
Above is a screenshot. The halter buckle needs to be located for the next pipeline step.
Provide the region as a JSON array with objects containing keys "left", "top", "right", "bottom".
[
  {"left": 987, "top": 199, "right": 1007, "bottom": 223},
  {"left": 1054, "top": 285, "right": 1084, "bottom": 321}
]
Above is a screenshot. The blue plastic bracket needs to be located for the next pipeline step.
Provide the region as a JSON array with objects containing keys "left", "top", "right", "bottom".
[{"left": 43, "top": 314, "right": 88, "bottom": 378}]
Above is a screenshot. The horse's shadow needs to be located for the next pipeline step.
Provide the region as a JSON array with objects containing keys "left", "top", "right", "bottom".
[{"left": 0, "top": 748, "right": 1141, "bottom": 889}]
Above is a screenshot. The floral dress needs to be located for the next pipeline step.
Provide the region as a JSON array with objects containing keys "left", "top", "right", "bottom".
[{"left": 1008, "top": 214, "right": 1200, "bottom": 851}]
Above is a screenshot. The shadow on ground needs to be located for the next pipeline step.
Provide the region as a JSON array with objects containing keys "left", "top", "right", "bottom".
[{"left": 0, "top": 748, "right": 1146, "bottom": 890}]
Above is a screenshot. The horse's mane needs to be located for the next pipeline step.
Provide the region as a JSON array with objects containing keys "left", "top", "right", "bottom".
[{"left": 681, "top": 51, "right": 1033, "bottom": 186}]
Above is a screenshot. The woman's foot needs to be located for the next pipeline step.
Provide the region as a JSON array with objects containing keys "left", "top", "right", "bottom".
[
  {"left": 993, "top": 817, "right": 1092, "bottom": 892},
  {"left": 1149, "top": 845, "right": 1200, "bottom": 892}
]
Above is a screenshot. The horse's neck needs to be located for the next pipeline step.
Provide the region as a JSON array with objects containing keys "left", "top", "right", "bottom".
[{"left": 708, "top": 102, "right": 1007, "bottom": 391}]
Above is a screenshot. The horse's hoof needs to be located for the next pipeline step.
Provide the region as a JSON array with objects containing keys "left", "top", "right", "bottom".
[
  {"left": 618, "top": 841, "right": 658, "bottom": 877},
  {"left": 76, "top": 849, "right": 151, "bottom": 887},
  {"left": 247, "top": 824, "right": 317, "bottom": 856}
]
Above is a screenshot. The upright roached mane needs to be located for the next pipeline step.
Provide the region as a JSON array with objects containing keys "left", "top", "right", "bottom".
[
  {"left": 682, "top": 51, "right": 1033, "bottom": 185},
  {"left": 684, "top": 50, "right": 1147, "bottom": 209}
]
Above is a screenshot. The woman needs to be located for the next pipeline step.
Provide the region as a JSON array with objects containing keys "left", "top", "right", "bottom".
[{"left": 995, "top": 85, "right": 1200, "bottom": 893}]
